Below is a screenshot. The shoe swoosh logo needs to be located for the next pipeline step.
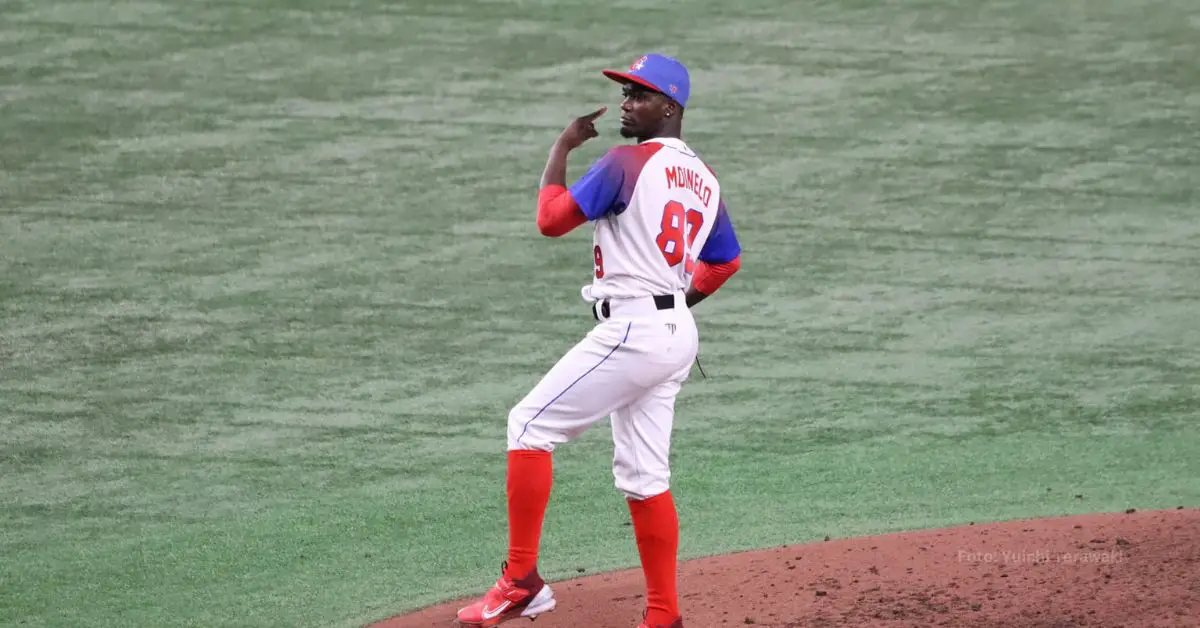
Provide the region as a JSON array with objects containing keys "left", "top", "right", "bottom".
[{"left": 481, "top": 601, "right": 512, "bottom": 620}]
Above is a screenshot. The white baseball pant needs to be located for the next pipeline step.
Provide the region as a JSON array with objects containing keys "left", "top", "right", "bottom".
[{"left": 507, "top": 291, "right": 699, "bottom": 500}]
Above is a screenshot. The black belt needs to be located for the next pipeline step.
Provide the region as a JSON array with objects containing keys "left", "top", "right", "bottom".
[{"left": 592, "top": 294, "right": 676, "bottom": 321}]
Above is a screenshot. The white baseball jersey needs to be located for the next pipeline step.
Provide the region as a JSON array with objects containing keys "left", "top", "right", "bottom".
[{"left": 567, "top": 137, "right": 742, "bottom": 302}]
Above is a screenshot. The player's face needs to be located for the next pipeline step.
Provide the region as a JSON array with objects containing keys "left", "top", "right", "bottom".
[{"left": 618, "top": 83, "right": 674, "bottom": 139}]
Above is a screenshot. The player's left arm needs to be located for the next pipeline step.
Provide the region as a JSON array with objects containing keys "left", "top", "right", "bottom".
[
  {"left": 685, "top": 200, "right": 742, "bottom": 308},
  {"left": 535, "top": 107, "right": 614, "bottom": 237}
]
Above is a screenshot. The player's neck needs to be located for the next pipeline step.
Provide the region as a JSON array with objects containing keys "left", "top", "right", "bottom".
[{"left": 637, "top": 127, "right": 682, "bottom": 144}]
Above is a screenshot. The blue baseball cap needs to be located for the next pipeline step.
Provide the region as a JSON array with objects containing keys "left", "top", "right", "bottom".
[{"left": 602, "top": 53, "right": 690, "bottom": 109}]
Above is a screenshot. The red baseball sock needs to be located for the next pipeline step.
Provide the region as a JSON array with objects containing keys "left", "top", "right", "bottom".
[
  {"left": 505, "top": 450, "right": 553, "bottom": 581},
  {"left": 628, "top": 490, "right": 680, "bottom": 624}
]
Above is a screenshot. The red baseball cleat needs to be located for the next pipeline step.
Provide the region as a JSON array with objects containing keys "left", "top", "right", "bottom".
[{"left": 455, "top": 564, "right": 556, "bottom": 627}]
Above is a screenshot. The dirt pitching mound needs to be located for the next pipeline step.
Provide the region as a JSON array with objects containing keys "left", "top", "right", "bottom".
[{"left": 372, "top": 508, "right": 1198, "bottom": 627}]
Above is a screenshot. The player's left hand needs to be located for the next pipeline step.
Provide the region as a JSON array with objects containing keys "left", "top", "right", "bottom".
[{"left": 556, "top": 106, "right": 607, "bottom": 151}]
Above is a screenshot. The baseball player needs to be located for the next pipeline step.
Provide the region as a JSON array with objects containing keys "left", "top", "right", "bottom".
[{"left": 455, "top": 53, "right": 742, "bottom": 628}]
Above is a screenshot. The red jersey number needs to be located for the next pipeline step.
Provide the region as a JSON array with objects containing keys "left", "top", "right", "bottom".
[{"left": 655, "top": 200, "right": 704, "bottom": 273}]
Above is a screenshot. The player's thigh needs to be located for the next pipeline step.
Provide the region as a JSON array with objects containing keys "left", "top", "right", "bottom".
[
  {"left": 610, "top": 378, "right": 684, "bottom": 500},
  {"left": 508, "top": 320, "right": 654, "bottom": 450}
]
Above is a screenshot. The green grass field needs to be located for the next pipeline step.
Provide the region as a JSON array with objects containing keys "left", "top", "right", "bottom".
[{"left": 2, "top": 1, "right": 1198, "bottom": 627}]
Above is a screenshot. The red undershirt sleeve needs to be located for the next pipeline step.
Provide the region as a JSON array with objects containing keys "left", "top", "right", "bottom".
[
  {"left": 690, "top": 255, "right": 742, "bottom": 295},
  {"left": 536, "top": 184, "right": 588, "bottom": 237}
]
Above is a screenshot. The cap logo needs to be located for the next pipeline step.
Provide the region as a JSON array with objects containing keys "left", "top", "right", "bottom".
[
  {"left": 669, "top": 84, "right": 678, "bottom": 94},
  {"left": 630, "top": 55, "right": 648, "bottom": 71}
]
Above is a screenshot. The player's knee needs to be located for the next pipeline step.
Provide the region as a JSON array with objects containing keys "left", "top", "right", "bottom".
[
  {"left": 506, "top": 404, "right": 556, "bottom": 452},
  {"left": 613, "top": 466, "right": 670, "bottom": 501},
  {"left": 506, "top": 404, "right": 534, "bottom": 450}
]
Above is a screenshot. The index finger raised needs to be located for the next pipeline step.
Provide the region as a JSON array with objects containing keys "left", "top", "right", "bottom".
[{"left": 580, "top": 106, "right": 607, "bottom": 121}]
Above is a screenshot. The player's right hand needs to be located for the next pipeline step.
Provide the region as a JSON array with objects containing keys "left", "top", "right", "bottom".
[{"left": 556, "top": 106, "right": 607, "bottom": 151}]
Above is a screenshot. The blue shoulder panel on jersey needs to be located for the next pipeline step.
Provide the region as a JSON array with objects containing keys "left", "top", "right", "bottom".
[
  {"left": 698, "top": 201, "right": 741, "bottom": 263},
  {"left": 568, "top": 149, "right": 626, "bottom": 220}
]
